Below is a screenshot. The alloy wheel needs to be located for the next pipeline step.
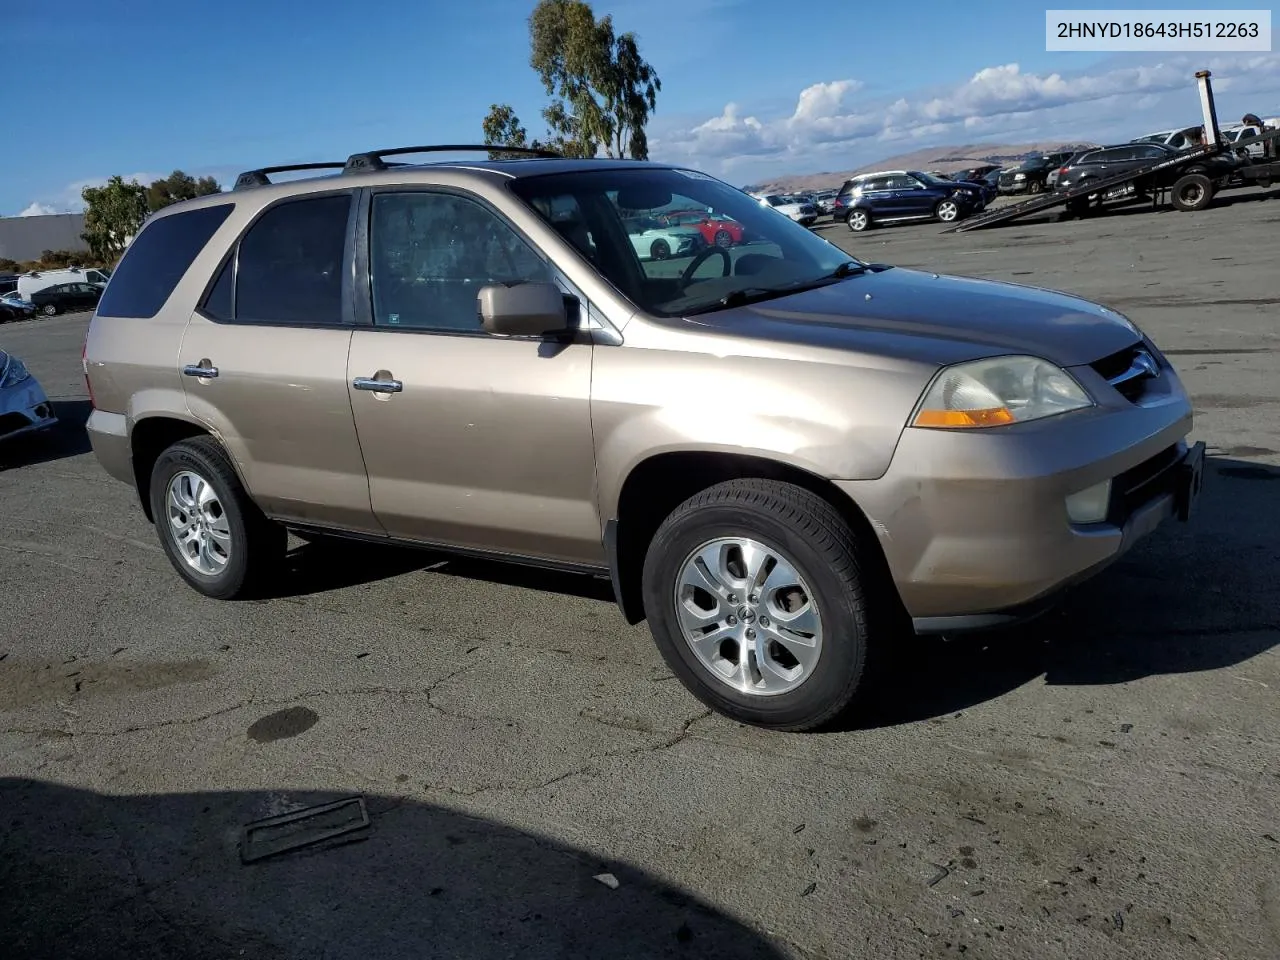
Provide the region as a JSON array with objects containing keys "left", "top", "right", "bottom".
[{"left": 673, "top": 536, "right": 824, "bottom": 696}]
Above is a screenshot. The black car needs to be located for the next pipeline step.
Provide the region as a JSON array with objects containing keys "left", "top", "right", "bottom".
[
  {"left": 833, "top": 170, "right": 985, "bottom": 232},
  {"left": 997, "top": 152, "right": 1075, "bottom": 195},
  {"left": 1055, "top": 141, "right": 1238, "bottom": 211},
  {"left": 30, "top": 281, "right": 104, "bottom": 317}
]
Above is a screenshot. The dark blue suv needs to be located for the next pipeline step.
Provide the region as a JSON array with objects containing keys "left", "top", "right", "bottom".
[{"left": 832, "top": 170, "right": 986, "bottom": 232}]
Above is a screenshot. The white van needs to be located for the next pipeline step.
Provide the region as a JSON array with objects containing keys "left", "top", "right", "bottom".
[{"left": 17, "top": 267, "right": 112, "bottom": 300}]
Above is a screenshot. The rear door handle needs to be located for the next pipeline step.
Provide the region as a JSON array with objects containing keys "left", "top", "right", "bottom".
[
  {"left": 352, "top": 376, "right": 403, "bottom": 393},
  {"left": 183, "top": 362, "right": 218, "bottom": 378}
]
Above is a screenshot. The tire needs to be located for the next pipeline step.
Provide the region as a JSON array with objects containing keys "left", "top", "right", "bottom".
[
  {"left": 41, "top": 303, "right": 57, "bottom": 317},
  {"left": 640, "top": 479, "right": 880, "bottom": 731},
  {"left": 650, "top": 239, "right": 670, "bottom": 260},
  {"left": 148, "top": 435, "right": 286, "bottom": 600},
  {"left": 934, "top": 199, "right": 961, "bottom": 223},
  {"left": 846, "top": 209, "right": 871, "bottom": 232},
  {"left": 1029, "top": 179, "right": 1044, "bottom": 194},
  {"left": 1171, "top": 172, "right": 1214, "bottom": 212},
  {"left": 713, "top": 229, "right": 733, "bottom": 248}
]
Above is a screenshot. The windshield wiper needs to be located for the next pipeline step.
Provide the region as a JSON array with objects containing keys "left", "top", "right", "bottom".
[{"left": 685, "top": 262, "right": 889, "bottom": 316}]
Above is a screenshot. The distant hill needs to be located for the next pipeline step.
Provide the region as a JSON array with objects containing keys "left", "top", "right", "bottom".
[{"left": 743, "top": 141, "right": 1100, "bottom": 194}]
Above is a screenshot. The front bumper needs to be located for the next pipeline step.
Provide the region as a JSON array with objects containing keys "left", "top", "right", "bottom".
[
  {"left": 0, "top": 378, "right": 57, "bottom": 443},
  {"left": 836, "top": 360, "right": 1197, "bottom": 630}
]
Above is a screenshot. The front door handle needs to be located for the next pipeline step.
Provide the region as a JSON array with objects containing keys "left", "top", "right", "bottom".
[
  {"left": 352, "top": 376, "right": 403, "bottom": 393},
  {"left": 183, "top": 361, "right": 218, "bottom": 378}
]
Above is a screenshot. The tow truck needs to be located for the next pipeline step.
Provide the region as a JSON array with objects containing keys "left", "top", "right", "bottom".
[{"left": 947, "top": 70, "right": 1280, "bottom": 233}]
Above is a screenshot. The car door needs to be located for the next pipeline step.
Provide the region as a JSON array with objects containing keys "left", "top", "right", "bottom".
[
  {"left": 178, "top": 189, "right": 381, "bottom": 534},
  {"left": 889, "top": 175, "right": 933, "bottom": 216},
  {"left": 346, "top": 187, "right": 600, "bottom": 565},
  {"left": 856, "top": 177, "right": 896, "bottom": 216},
  {"left": 73, "top": 282, "right": 97, "bottom": 309}
]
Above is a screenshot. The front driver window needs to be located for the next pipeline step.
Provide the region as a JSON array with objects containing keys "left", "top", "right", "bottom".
[{"left": 369, "top": 191, "right": 550, "bottom": 333}]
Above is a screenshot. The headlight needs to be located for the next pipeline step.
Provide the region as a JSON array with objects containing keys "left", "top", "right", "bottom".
[
  {"left": 911, "top": 355, "right": 1093, "bottom": 429},
  {"left": 1014, "top": 173, "right": 1026, "bottom": 180},
  {"left": 1, "top": 354, "right": 31, "bottom": 388}
]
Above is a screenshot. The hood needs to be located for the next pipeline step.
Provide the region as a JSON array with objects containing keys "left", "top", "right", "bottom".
[{"left": 683, "top": 267, "right": 1142, "bottom": 368}]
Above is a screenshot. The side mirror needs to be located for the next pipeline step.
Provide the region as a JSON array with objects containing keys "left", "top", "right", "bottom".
[{"left": 478, "top": 281, "right": 574, "bottom": 337}]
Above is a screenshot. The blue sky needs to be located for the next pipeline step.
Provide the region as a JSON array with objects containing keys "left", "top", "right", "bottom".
[{"left": 5, "top": 0, "right": 1279, "bottom": 215}]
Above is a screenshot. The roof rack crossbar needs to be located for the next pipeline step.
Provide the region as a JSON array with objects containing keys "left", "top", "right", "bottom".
[
  {"left": 343, "top": 144, "right": 562, "bottom": 174},
  {"left": 233, "top": 163, "right": 348, "bottom": 190}
]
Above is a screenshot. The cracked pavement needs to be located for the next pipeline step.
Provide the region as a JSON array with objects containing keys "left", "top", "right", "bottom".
[{"left": 2, "top": 190, "right": 1279, "bottom": 959}]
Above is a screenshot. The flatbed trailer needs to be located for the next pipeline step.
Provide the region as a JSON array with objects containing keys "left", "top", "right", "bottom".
[{"left": 946, "top": 70, "right": 1280, "bottom": 233}]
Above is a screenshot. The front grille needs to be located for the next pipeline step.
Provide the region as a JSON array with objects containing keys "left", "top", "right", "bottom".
[
  {"left": 0, "top": 411, "right": 31, "bottom": 436},
  {"left": 1106, "top": 444, "right": 1182, "bottom": 525},
  {"left": 1090, "top": 342, "right": 1161, "bottom": 402}
]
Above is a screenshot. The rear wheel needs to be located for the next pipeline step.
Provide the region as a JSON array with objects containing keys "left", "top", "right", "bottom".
[
  {"left": 40, "top": 303, "right": 57, "bottom": 317},
  {"left": 1171, "top": 172, "right": 1214, "bottom": 211},
  {"left": 713, "top": 229, "right": 733, "bottom": 248},
  {"left": 149, "top": 436, "right": 286, "bottom": 599},
  {"left": 640, "top": 479, "right": 883, "bottom": 731},
  {"left": 846, "top": 209, "right": 871, "bottom": 232}
]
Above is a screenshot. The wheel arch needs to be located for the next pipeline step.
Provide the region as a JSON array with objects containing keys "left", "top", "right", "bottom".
[
  {"left": 129, "top": 415, "right": 224, "bottom": 522},
  {"left": 604, "top": 451, "right": 901, "bottom": 626}
]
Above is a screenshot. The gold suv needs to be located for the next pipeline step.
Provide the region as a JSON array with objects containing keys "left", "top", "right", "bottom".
[{"left": 83, "top": 145, "right": 1205, "bottom": 730}]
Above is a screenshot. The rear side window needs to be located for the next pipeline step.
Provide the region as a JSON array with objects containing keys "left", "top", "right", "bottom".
[
  {"left": 233, "top": 194, "right": 351, "bottom": 325},
  {"left": 96, "top": 203, "right": 234, "bottom": 318}
]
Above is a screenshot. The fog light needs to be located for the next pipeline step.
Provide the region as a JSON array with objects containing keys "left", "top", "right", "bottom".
[{"left": 1065, "top": 479, "right": 1112, "bottom": 524}]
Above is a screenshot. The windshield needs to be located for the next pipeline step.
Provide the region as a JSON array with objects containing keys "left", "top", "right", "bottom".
[{"left": 510, "top": 168, "right": 859, "bottom": 318}]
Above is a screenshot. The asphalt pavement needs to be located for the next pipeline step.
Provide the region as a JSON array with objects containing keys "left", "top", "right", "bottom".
[{"left": 2, "top": 188, "right": 1278, "bottom": 960}]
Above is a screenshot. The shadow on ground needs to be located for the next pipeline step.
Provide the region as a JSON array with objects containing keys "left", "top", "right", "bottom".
[
  {"left": 0, "top": 778, "right": 787, "bottom": 960},
  {"left": 0, "top": 399, "right": 92, "bottom": 470},
  {"left": 850, "top": 455, "right": 1280, "bottom": 729}
]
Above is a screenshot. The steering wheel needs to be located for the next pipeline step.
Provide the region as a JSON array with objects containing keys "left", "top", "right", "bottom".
[{"left": 679, "top": 246, "right": 732, "bottom": 289}]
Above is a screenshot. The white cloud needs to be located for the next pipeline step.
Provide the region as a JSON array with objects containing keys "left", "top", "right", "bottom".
[
  {"left": 18, "top": 202, "right": 58, "bottom": 217},
  {"left": 652, "top": 53, "right": 1280, "bottom": 179}
]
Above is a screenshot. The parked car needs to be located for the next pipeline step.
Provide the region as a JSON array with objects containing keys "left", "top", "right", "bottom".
[
  {"left": 0, "top": 292, "right": 37, "bottom": 321},
  {"left": 83, "top": 148, "right": 1203, "bottom": 731},
  {"left": 811, "top": 189, "right": 838, "bottom": 215},
  {"left": 997, "top": 152, "right": 1076, "bottom": 195},
  {"left": 1055, "top": 141, "right": 1238, "bottom": 212},
  {"left": 30, "top": 281, "right": 104, "bottom": 316},
  {"left": 955, "top": 168, "right": 1001, "bottom": 203},
  {"left": 16, "top": 266, "right": 112, "bottom": 301},
  {"left": 662, "top": 210, "right": 746, "bottom": 248},
  {"left": 0, "top": 348, "right": 57, "bottom": 443},
  {"left": 834, "top": 170, "right": 985, "bottom": 231},
  {"left": 624, "top": 216, "right": 704, "bottom": 260},
  {"left": 752, "top": 194, "right": 819, "bottom": 226},
  {"left": 1131, "top": 126, "right": 1204, "bottom": 152},
  {"left": 1221, "top": 123, "right": 1265, "bottom": 160}
]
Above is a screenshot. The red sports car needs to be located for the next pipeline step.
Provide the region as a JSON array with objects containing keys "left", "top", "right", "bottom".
[{"left": 661, "top": 210, "right": 745, "bottom": 248}]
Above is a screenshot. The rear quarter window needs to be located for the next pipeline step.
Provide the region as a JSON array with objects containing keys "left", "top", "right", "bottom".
[{"left": 95, "top": 203, "right": 235, "bottom": 319}]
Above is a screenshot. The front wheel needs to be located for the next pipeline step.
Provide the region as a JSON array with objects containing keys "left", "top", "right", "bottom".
[
  {"left": 149, "top": 436, "right": 286, "bottom": 599},
  {"left": 713, "top": 229, "right": 733, "bottom": 248},
  {"left": 934, "top": 199, "right": 961, "bottom": 223},
  {"left": 650, "top": 239, "right": 671, "bottom": 260},
  {"left": 641, "top": 479, "right": 881, "bottom": 731}
]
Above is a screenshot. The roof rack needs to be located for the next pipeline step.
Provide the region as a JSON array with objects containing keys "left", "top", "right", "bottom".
[
  {"left": 342, "top": 144, "right": 562, "bottom": 174},
  {"left": 233, "top": 163, "right": 347, "bottom": 190}
]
